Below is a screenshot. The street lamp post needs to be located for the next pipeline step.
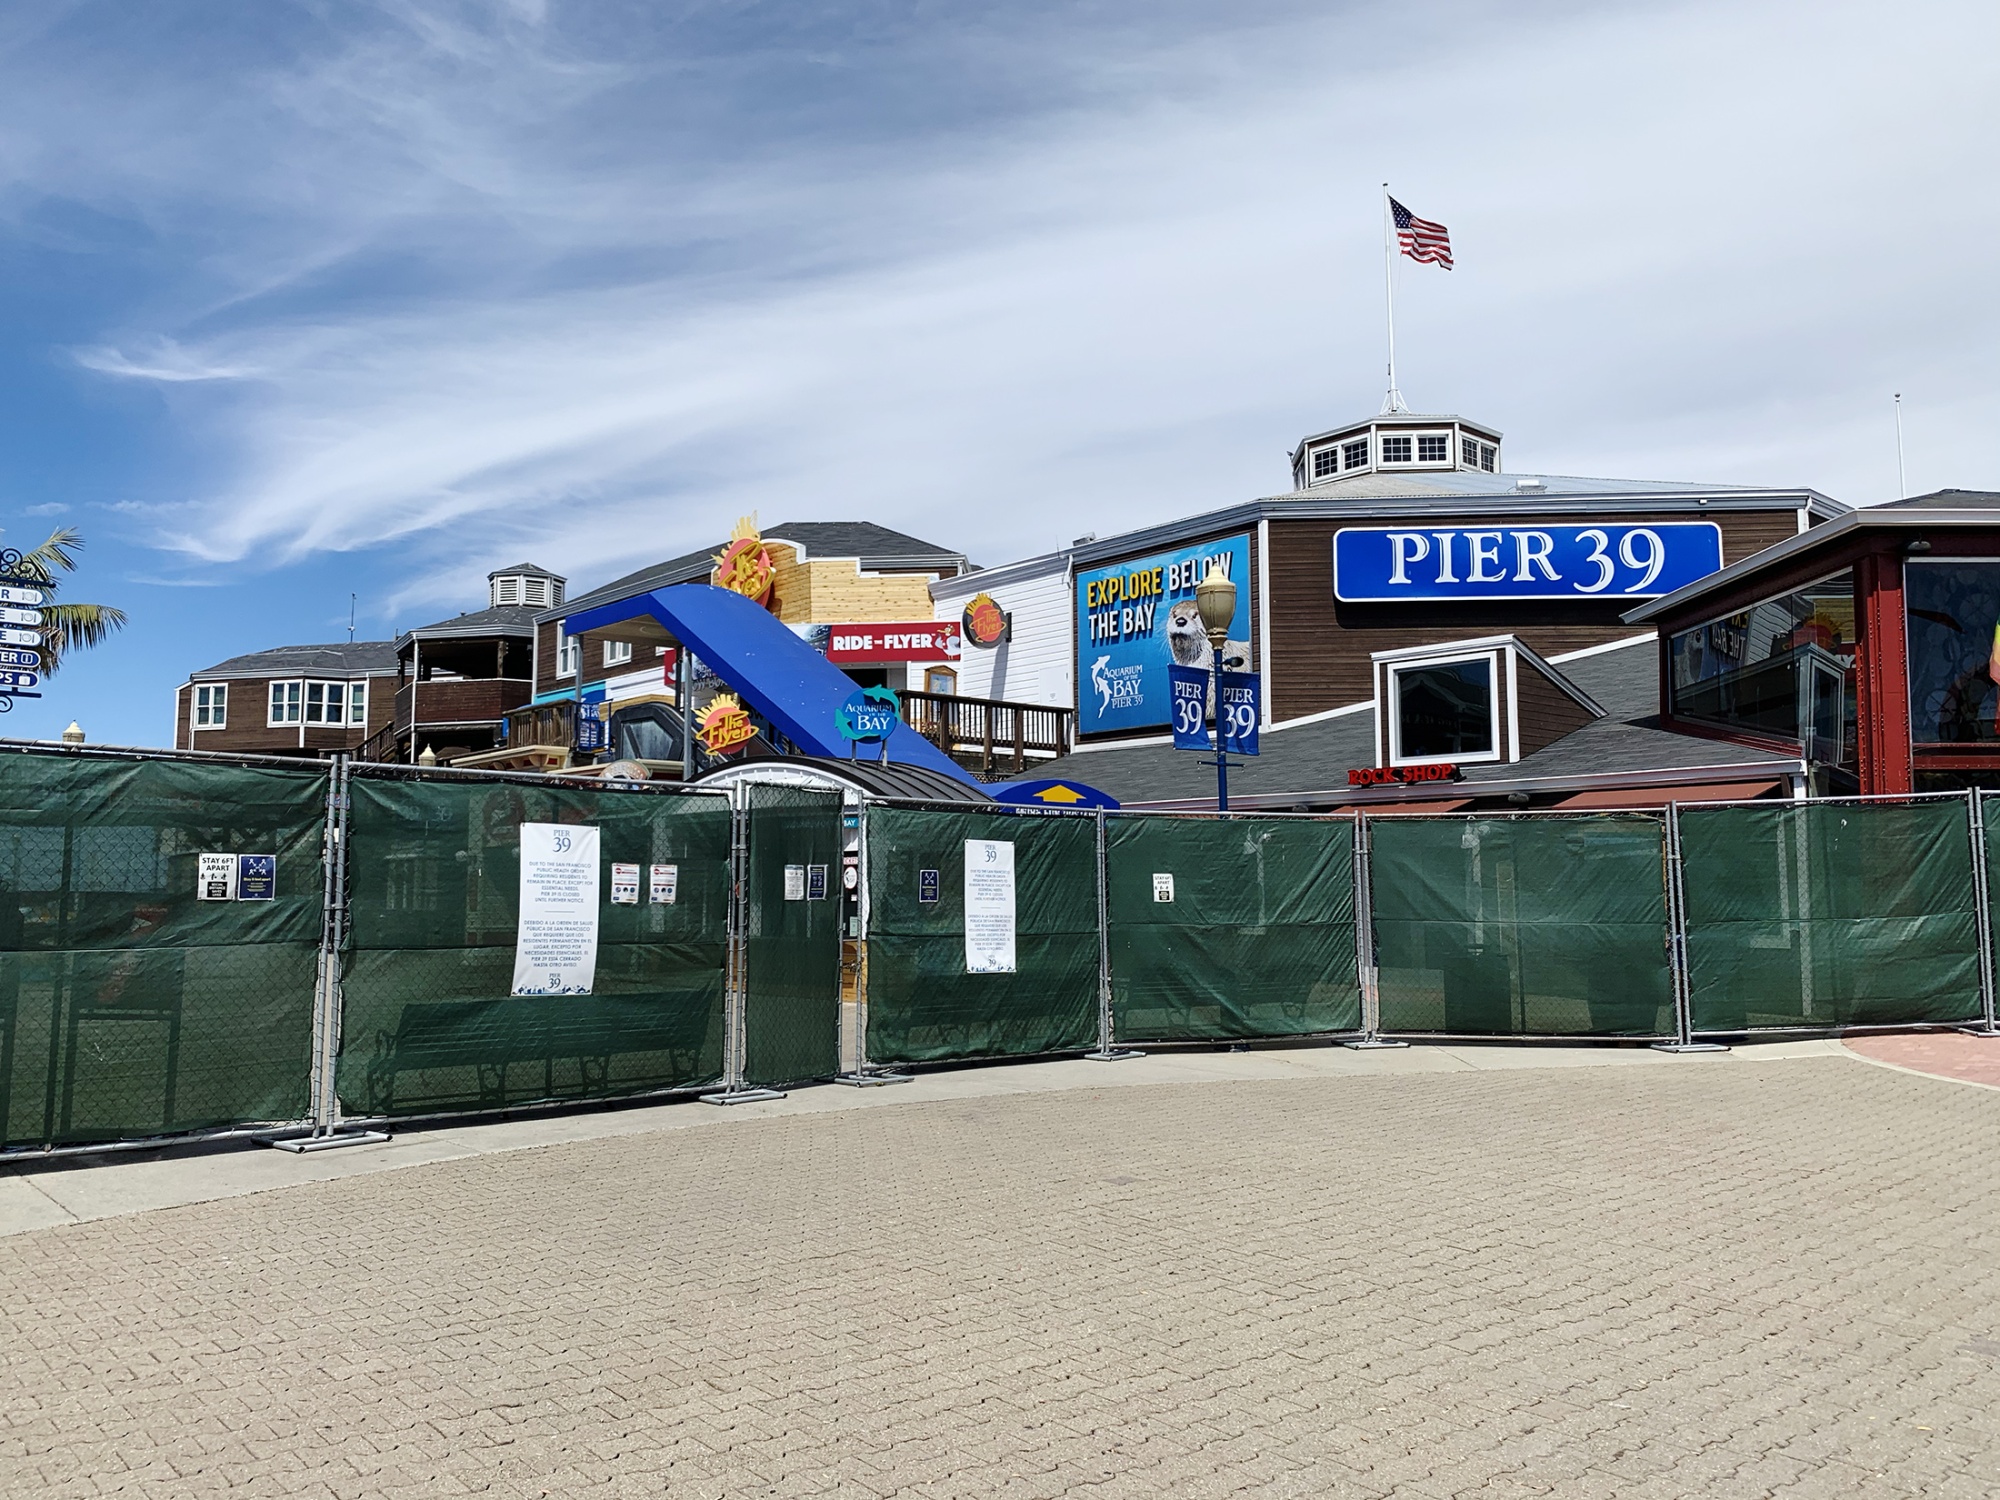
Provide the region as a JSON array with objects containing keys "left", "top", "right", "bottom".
[{"left": 1194, "top": 563, "right": 1237, "bottom": 812}]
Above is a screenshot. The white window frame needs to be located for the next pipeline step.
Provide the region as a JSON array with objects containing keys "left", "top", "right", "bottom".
[
  {"left": 1379, "top": 433, "right": 1415, "bottom": 465},
  {"left": 192, "top": 683, "right": 227, "bottom": 730},
  {"left": 1310, "top": 445, "right": 1340, "bottom": 482},
  {"left": 555, "top": 625, "right": 579, "bottom": 678},
  {"left": 348, "top": 679, "right": 369, "bottom": 726},
  {"left": 1343, "top": 438, "right": 1370, "bottom": 471},
  {"left": 267, "top": 680, "right": 302, "bottom": 726},
  {"left": 603, "top": 640, "right": 633, "bottom": 668},
  {"left": 303, "top": 680, "right": 347, "bottom": 726},
  {"left": 1386, "top": 649, "right": 1503, "bottom": 767}
]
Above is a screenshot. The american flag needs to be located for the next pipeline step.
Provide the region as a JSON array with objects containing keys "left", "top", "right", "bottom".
[{"left": 1390, "top": 197, "right": 1452, "bottom": 269}]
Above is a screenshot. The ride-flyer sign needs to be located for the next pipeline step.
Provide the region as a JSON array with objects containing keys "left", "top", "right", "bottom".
[
  {"left": 825, "top": 621, "right": 961, "bottom": 664},
  {"left": 1332, "top": 523, "right": 1722, "bottom": 602}
]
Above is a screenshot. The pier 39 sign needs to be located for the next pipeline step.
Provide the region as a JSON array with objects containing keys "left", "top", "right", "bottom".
[{"left": 1332, "top": 522, "right": 1723, "bottom": 602}]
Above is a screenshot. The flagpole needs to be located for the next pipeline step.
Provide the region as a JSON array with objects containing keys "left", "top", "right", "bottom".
[{"left": 1381, "top": 183, "right": 1408, "bottom": 414}]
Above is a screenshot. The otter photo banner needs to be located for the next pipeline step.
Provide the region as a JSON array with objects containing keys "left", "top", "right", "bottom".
[
  {"left": 512, "top": 822, "right": 601, "bottom": 995},
  {"left": 964, "top": 838, "right": 1017, "bottom": 973},
  {"left": 1074, "top": 534, "right": 1252, "bottom": 735}
]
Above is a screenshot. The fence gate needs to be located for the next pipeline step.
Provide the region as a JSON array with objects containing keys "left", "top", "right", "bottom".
[{"left": 737, "top": 784, "right": 844, "bottom": 1088}]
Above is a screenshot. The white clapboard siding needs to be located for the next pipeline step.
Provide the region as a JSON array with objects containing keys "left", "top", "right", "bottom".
[{"left": 932, "top": 554, "right": 1075, "bottom": 710}]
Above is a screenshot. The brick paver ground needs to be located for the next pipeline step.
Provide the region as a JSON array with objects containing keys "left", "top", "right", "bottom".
[
  {"left": 3, "top": 1058, "right": 1998, "bottom": 1499},
  {"left": 1847, "top": 1030, "right": 2000, "bottom": 1089}
]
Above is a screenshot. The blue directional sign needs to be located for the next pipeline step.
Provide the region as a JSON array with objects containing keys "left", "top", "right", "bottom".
[
  {"left": 0, "top": 649, "right": 38, "bottom": 669},
  {"left": 1332, "top": 522, "right": 1723, "bottom": 602},
  {"left": 0, "top": 670, "right": 39, "bottom": 691}
]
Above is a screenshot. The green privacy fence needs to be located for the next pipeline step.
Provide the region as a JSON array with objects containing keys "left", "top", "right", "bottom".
[
  {"left": 1678, "top": 798, "right": 1984, "bottom": 1033},
  {"left": 0, "top": 746, "right": 327, "bottom": 1150},
  {"left": 339, "top": 766, "right": 734, "bottom": 1118},
  {"left": 1369, "top": 813, "right": 1676, "bottom": 1038},
  {"left": 1107, "top": 814, "right": 1359, "bottom": 1042},
  {"left": 862, "top": 805, "right": 1100, "bottom": 1064},
  {"left": 739, "top": 784, "right": 844, "bottom": 1087}
]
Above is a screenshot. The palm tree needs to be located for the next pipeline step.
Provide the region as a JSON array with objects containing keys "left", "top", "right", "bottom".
[{"left": 10, "top": 528, "right": 127, "bottom": 675}]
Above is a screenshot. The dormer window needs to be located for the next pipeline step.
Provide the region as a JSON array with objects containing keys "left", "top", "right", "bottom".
[
  {"left": 1381, "top": 435, "right": 1413, "bottom": 463},
  {"left": 1312, "top": 446, "right": 1339, "bottom": 481},
  {"left": 1344, "top": 439, "right": 1369, "bottom": 470},
  {"left": 1417, "top": 434, "right": 1449, "bottom": 463}
]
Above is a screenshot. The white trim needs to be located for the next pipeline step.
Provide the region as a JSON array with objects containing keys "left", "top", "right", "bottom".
[
  {"left": 1386, "top": 649, "right": 1503, "bottom": 767},
  {"left": 1257, "top": 517, "right": 1273, "bottom": 726},
  {"left": 1070, "top": 732, "right": 1175, "bottom": 753},
  {"left": 1268, "top": 698, "right": 1376, "bottom": 733},
  {"left": 1547, "top": 632, "right": 1655, "bottom": 664},
  {"left": 1505, "top": 649, "right": 1521, "bottom": 762}
]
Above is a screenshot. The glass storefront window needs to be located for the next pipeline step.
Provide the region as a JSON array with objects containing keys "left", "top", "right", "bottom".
[
  {"left": 1669, "top": 570, "right": 1856, "bottom": 765},
  {"left": 1907, "top": 561, "right": 2000, "bottom": 745},
  {"left": 1392, "top": 656, "right": 1495, "bottom": 761}
]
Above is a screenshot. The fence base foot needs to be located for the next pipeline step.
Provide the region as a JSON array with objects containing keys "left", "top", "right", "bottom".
[
  {"left": 1650, "top": 1041, "right": 1731, "bottom": 1053},
  {"left": 1956, "top": 1025, "right": 2000, "bottom": 1039},
  {"left": 700, "top": 1088, "right": 788, "bottom": 1106},
  {"left": 1343, "top": 1037, "right": 1410, "bottom": 1050},
  {"left": 267, "top": 1130, "right": 391, "bottom": 1153},
  {"left": 835, "top": 1071, "right": 913, "bottom": 1086},
  {"left": 1085, "top": 1049, "right": 1145, "bottom": 1062}
]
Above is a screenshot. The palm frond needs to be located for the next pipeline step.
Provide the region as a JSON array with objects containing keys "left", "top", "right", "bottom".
[
  {"left": 13, "top": 528, "right": 84, "bottom": 590},
  {"left": 36, "top": 601, "right": 128, "bottom": 677}
]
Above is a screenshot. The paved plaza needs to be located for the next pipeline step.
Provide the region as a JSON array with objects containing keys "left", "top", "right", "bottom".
[{"left": 3, "top": 1048, "right": 1999, "bottom": 1498}]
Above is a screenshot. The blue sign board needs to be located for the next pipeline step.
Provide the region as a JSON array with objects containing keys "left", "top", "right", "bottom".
[
  {"left": 836, "top": 686, "right": 901, "bottom": 742},
  {"left": 990, "top": 778, "right": 1121, "bottom": 810},
  {"left": 1168, "top": 664, "right": 1209, "bottom": 750},
  {"left": 1332, "top": 522, "right": 1723, "bottom": 602},
  {"left": 0, "top": 649, "right": 38, "bottom": 669},
  {"left": 918, "top": 868, "right": 939, "bottom": 903},
  {"left": 1220, "top": 671, "right": 1259, "bottom": 756},
  {"left": 1076, "top": 534, "right": 1252, "bottom": 735},
  {"left": 574, "top": 712, "right": 606, "bottom": 752},
  {"left": 236, "top": 854, "right": 276, "bottom": 902}
]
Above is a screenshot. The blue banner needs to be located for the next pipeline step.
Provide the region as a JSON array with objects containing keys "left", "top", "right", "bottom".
[
  {"left": 1168, "top": 664, "right": 1210, "bottom": 750},
  {"left": 1332, "top": 522, "right": 1722, "bottom": 602},
  {"left": 1219, "top": 671, "right": 1259, "bottom": 756},
  {"left": 1077, "top": 534, "right": 1252, "bottom": 735}
]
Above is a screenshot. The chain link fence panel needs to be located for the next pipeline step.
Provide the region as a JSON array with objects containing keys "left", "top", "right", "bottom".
[
  {"left": 339, "top": 772, "right": 731, "bottom": 1117},
  {"left": 1370, "top": 813, "right": 1675, "bottom": 1037},
  {"left": 864, "top": 805, "right": 1098, "bottom": 1064},
  {"left": 1679, "top": 797, "right": 1981, "bottom": 1032},
  {"left": 0, "top": 749, "right": 326, "bottom": 1149},
  {"left": 1107, "top": 814, "right": 1358, "bottom": 1042},
  {"left": 741, "top": 784, "right": 844, "bottom": 1087}
]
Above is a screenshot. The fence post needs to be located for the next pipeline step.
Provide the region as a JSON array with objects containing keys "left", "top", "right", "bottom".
[
  {"left": 1651, "top": 801, "right": 1727, "bottom": 1054},
  {"left": 1960, "top": 789, "right": 2000, "bottom": 1038},
  {"left": 1087, "top": 807, "right": 1143, "bottom": 1061},
  {"left": 1344, "top": 812, "right": 1406, "bottom": 1048},
  {"left": 271, "top": 754, "right": 388, "bottom": 1150},
  {"left": 704, "top": 781, "right": 786, "bottom": 1103},
  {"left": 838, "top": 801, "right": 909, "bottom": 1084}
]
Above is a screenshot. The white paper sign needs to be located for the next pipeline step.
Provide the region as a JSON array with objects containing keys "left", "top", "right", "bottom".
[
  {"left": 512, "top": 823, "right": 601, "bottom": 995},
  {"left": 196, "top": 852, "right": 237, "bottom": 901},
  {"left": 964, "top": 839, "right": 1016, "bottom": 974},
  {"left": 1153, "top": 872, "right": 1175, "bottom": 903},
  {"left": 610, "top": 863, "right": 640, "bottom": 904},
  {"left": 784, "top": 864, "right": 806, "bottom": 901},
  {"left": 649, "top": 863, "right": 678, "bottom": 904}
]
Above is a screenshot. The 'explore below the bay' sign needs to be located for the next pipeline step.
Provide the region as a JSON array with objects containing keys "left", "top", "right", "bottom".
[{"left": 1332, "top": 522, "right": 1723, "bottom": 602}]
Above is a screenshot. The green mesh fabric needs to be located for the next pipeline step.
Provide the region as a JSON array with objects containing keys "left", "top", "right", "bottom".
[
  {"left": 741, "top": 784, "right": 844, "bottom": 1087},
  {"left": 1371, "top": 814, "right": 1674, "bottom": 1037},
  {"left": 1108, "top": 815, "right": 1359, "bottom": 1042},
  {"left": 339, "top": 773, "right": 731, "bottom": 1117},
  {"left": 864, "top": 806, "right": 1098, "bottom": 1064},
  {"left": 1679, "top": 798, "right": 1982, "bottom": 1032},
  {"left": 0, "top": 750, "right": 326, "bottom": 1148}
]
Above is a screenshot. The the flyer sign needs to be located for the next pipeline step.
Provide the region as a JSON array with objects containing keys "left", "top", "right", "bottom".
[
  {"left": 196, "top": 853, "right": 237, "bottom": 901},
  {"left": 610, "top": 863, "right": 640, "bottom": 905},
  {"left": 236, "top": 854, "right": 276, "bottom": 901},
  {"left": 1075, "top": 535, "right": 1251, "bottom": 735},
  {"left": 1168, "top": 663, "right": 1209, "bottom": 750},
  {"left": 649, "top": 864, "right": 678, "bottom": 904},
  {"left": 963, "top": 839, "right": 1016, "bottom": 974},
  {"left": 512, "top": 823, "right": 601, "bottom": 995},
  {"left": 1220, "top": 671, "right": 1260, "bottom": 756}
]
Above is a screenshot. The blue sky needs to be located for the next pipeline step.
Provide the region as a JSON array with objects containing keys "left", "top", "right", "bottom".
[{"left": 2, "top": 0, "right": 1997, "bottom": 746}]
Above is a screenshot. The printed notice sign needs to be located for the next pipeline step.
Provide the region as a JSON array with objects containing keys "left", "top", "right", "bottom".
[
  {"left": 963, "top": 839, "right": 1016, "bottom": 974},
  {"left": 236, "top": 854, "right": 277, "bottom": 901},
  {"left": 512, "top": 823, "right": 601, "bottom": 996},
  {"left": 784, "top": 865, "right": 806, "bottom": 901},
  {"left": 610, "top": 862, "right": 640, "bottom": 905},
  {"left": 1153, "top": 872, "right": 1175, "bottom": 903},
  {"left": 807, "top": 864, "right": 828, "bottom": 901},
  {"left": 918, "top": 869, "right": 939, "bottom": 903},
  {"left": 197, "top": 852, "right": 237, "bottom": 901},
  {"left": 649, "top": 864, "right": 678, "bottom": 904}
]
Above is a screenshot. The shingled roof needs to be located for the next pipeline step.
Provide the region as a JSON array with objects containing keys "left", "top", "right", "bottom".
[{"left": 187, "top": 641, "right": 400, "bottom": 681}]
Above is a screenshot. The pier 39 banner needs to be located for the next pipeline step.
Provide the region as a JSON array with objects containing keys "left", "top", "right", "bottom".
[
  {"left": 1075, "top": 535, "right": 1252, "bottom": 735},
  {"left": 1332, "top": 522, "right": 1723, "bottom": 602}
]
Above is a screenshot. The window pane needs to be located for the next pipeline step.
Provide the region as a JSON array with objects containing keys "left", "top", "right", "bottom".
[
  {"left": 350, "top": 682, "right": 368, "bottom": 724},
  {"left": 1397, "top": 659, "right": 1493, "bottom": 758},
  {"left": 1312, "top": 447, "right": 1338, "bottom": 479},
  {"left": 1343, "top": 439, "right": 1369, "bottom": 469},
  {"left": 1382, "top": 435, "right": 1412, "bottom": 462},
  {"left": 1417, "top": 434, "right": 1448, "bottom": 462},
  {"left": 1907, "top": 562, "right": 2000, "bottom": 745},
  {"left": 1670, "top": 572, "right": 1855, "bottom": 758}
]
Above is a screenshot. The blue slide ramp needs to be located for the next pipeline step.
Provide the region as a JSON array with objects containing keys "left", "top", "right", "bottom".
[{"left": 561, "top": 584, "right": 980, "bottom": 786}]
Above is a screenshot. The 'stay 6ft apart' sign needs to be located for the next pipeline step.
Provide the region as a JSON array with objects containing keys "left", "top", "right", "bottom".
[{"left": 1332, "top": 522, "right": 1722, "bottom": 602}]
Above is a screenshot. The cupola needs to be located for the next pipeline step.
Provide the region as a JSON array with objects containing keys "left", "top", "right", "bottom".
[
  {"left": 487, "top": 562, "right": 566, "bottom": 609},
  {"left": 1289, "top": 412, "right": 1503, "bottom": 491}
]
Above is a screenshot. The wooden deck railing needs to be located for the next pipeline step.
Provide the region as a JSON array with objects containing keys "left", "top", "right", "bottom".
[{"left": 897, "top": 690, "right": 1073, "bottom": 779}]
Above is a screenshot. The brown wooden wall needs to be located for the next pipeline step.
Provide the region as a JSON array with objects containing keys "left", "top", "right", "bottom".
[
  {"left": 1264, "top": 508, "right": 1803, "bottom": 721},
  {"left": 173, "top": 673, "right": 396, "bottom": 756}
]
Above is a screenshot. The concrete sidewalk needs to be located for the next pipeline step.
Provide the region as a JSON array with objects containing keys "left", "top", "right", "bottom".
[{"left": 1, "top": 1036, "right": 1853, "bottom": 1238}]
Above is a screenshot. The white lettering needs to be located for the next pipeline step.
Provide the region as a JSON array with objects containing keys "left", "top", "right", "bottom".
[
  {"left": 1431, "top": 532, "right": 1459, "bottom": 584},
  {"left": 1620, "top": 529, "right": 1666, "bottom": 592},
  {"left": 1467, "top": 531, "right": 1505, "bottom": 583},
  {"left": 1576, "top": 530, "right": 1615, "bottom": 593},
  {"left": 1387, "top": 532, "right": 1430, "bottom": 585},
  {"left": 1511, "top": 531, "right": 1559, "bottom": 582}
]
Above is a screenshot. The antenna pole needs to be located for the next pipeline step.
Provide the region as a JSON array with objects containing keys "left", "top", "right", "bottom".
[
  {"left": 1381, "top": 184, "right": 1408, "bottom": 414},
  {"left": 1894, "top": 394, "right": 1907, "bottom": 499},
  {"left": 348, "top": 593, "right": 356, "bottom": 644}
]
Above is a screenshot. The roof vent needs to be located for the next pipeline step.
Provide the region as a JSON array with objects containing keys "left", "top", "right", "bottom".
[
  {"left": 1514, "top": 477, "right": 1546, "bottom": 493},
  {"left": 1071, "top": 533, "right": 1096, "bottom": 546}
]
